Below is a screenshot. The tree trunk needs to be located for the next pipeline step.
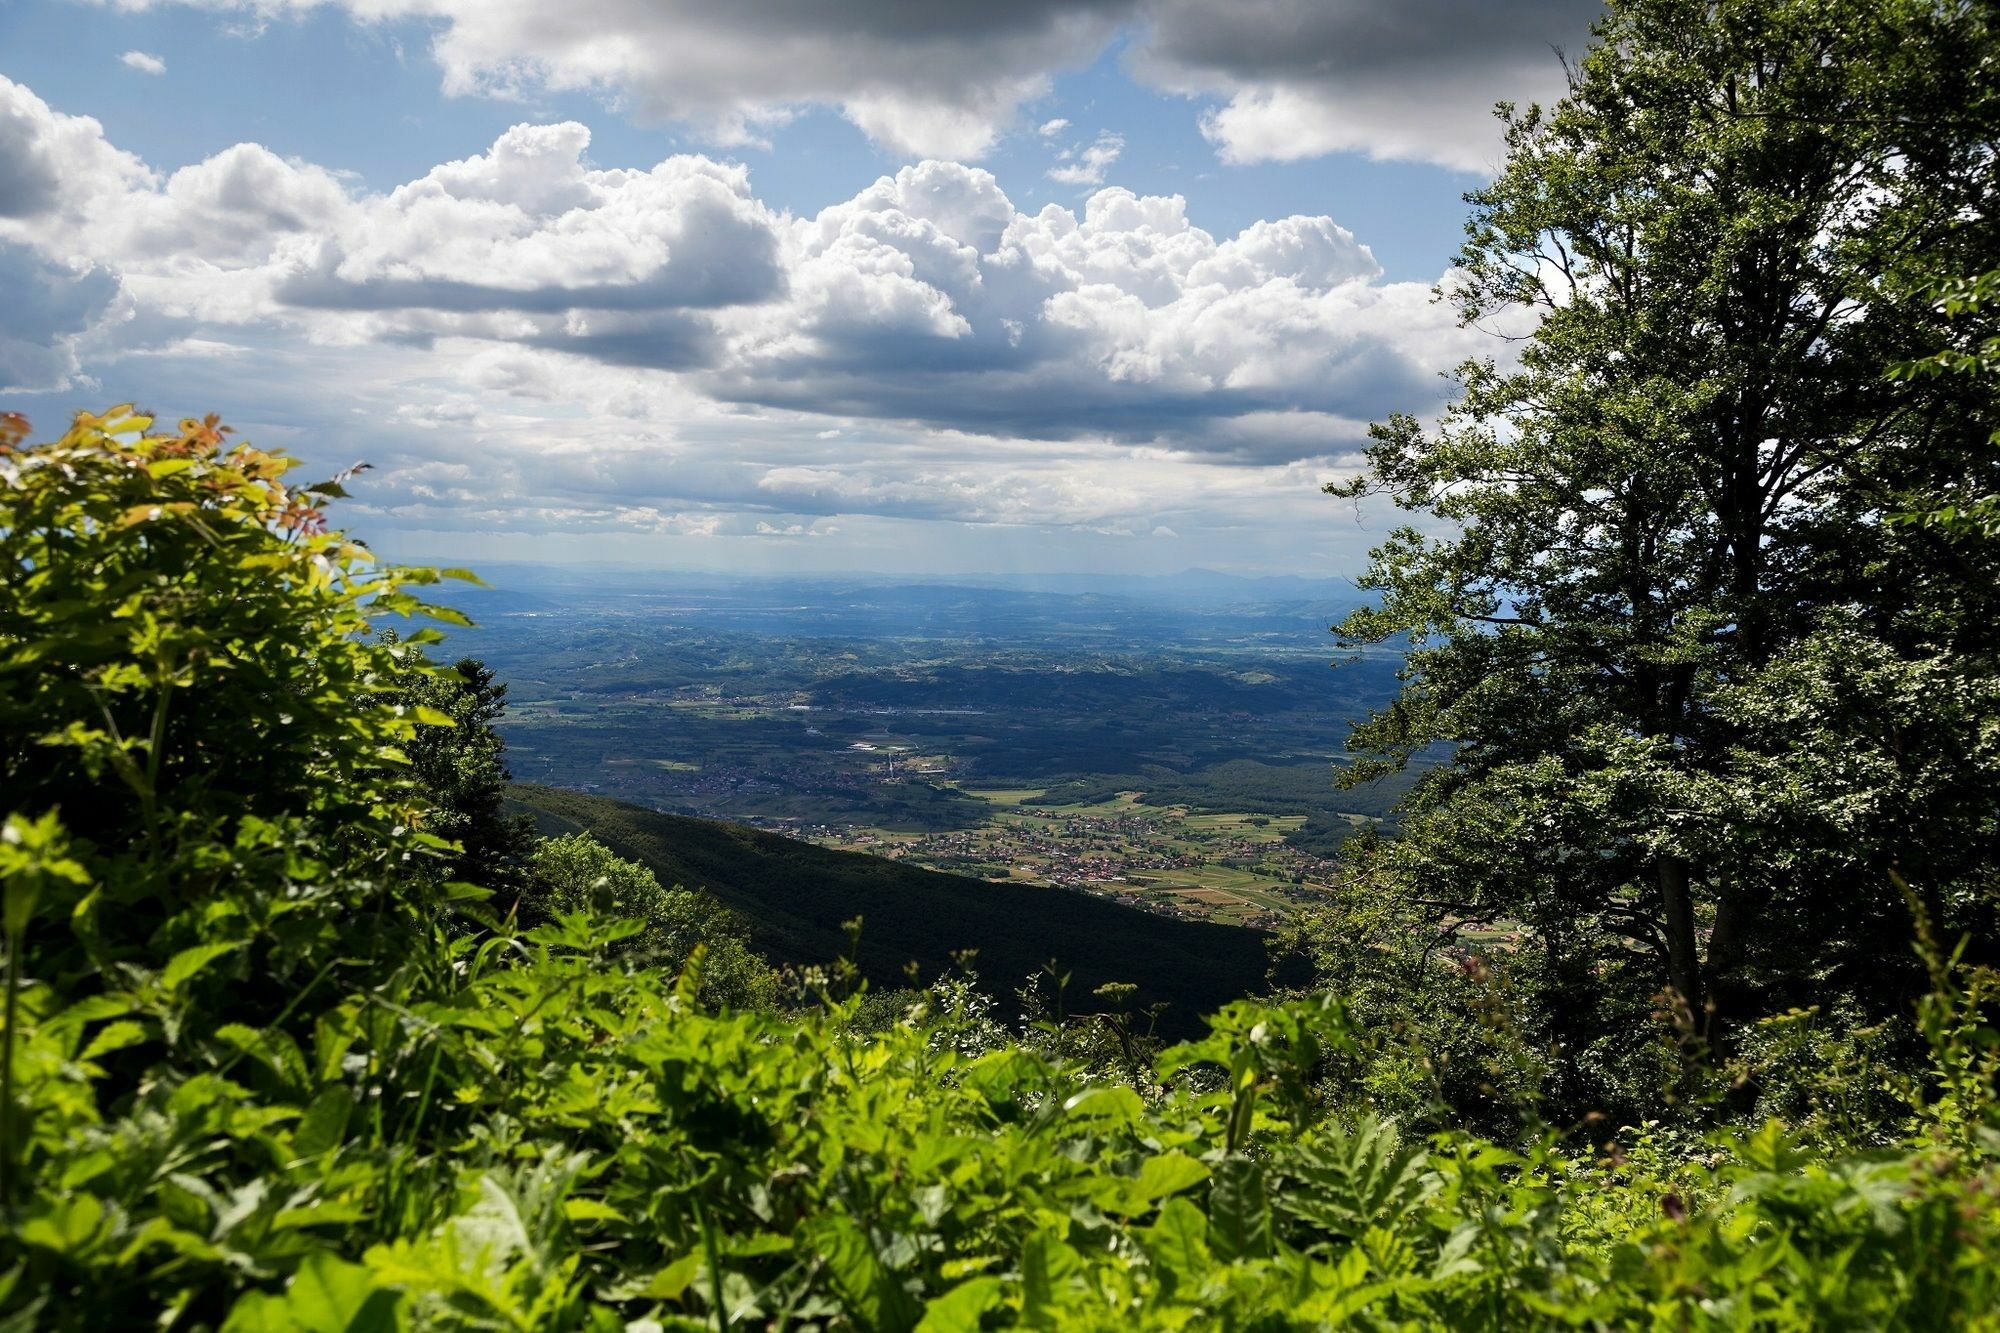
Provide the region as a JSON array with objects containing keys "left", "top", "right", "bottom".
[
  {"left": 1705, "top": 885, "right": 1747, "bottom": 1025},
  {"left": 1656, "top": 856, "right": 1704, "bottom": 1027}
]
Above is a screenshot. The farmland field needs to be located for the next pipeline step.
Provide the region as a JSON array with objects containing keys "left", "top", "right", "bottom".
[{"left": 439, "top": 566, "right": 1421, "bottom": 923}]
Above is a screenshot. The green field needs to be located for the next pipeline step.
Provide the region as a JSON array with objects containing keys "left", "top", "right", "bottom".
[{"left": 795, "top": 786, "right": 1343, "bottom": 927}]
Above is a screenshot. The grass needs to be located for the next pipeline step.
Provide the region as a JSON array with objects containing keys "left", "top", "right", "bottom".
[{"left": 958, "top": 787, "right": 1048, "bottom": 805}]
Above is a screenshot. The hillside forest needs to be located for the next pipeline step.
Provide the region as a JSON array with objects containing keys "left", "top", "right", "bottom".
[{"left": 5, "top": 1, "right": 2000, "bottom": 1327}]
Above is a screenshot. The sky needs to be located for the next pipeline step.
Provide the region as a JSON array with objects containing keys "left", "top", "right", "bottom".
[{"left": 0, "top": 0, "right": 1599, "bottom": 577}]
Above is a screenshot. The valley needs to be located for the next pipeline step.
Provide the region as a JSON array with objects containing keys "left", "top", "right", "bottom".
[{"left": 448, "top": 566, "right": 1417, "bottom": 925}]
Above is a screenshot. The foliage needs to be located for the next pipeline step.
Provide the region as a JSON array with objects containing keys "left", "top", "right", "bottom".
[
  {"left": 1321, "top": 0, "right": 2000, "bottom": 1118},
  {"left": 388, "top": 646, "right": 539, "bottom": 900},
  {"left": 525, "top": 833, "right": 778, "bottom": 1011},
  {"left": 508, "top": 785, "right": 1280, "bottom": 1038},
  {"left": 1891, "top": 269, "right": 2000, "bottom": 538},
  {"left": 0, "top": 404, "right": 473, "bottom": 1096},
  {"left": 6, "top": 405, "right": 2000, "bottom": 1328}
]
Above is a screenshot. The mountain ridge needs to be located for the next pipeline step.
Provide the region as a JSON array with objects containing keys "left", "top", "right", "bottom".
[{"left": 506, "top": 784, "right": 1293, "bottom": 1035}]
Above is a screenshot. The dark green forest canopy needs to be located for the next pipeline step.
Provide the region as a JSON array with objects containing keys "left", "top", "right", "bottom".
[
  {"left": 507, "top": 785, "right": 1289, "bottom": 1037},
  {"left": 1321, "top": 0, "right": 2000, "bottom": 1122}
]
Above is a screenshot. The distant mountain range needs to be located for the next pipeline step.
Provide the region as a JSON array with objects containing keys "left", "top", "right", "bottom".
[
  {"left": 445, "top": 562, "right": 1364, "bottom": 608},
  {"left": 426, "top": 562, "right": 1371, "bottom": 654}
]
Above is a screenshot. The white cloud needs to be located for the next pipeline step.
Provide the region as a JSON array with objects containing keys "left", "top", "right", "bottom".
[
  {"left": 1037, "top": 117, "right": 1069, "bottom": 137},
  {"left": 273, "top": 121, "right": 786, "bottom": 355},
  {"left": 715, "top": 164, "right": 1469, "bottom": 458},
  {"left": 0, "top": 71, "right": 1521, "bottom": 559},
  {"left": 105, "top": 0, "right": 1128, "bottom": 159},
  {"left": 119, "top": 51, "right": 168, "bottom": 75},
  {"left": 110, "top": 0, "right": 1595, "bottom": 171},
  {"left": 1047, "top": 132, "right": 1124, "bottom": 187},
  {"left": 1134, "top": 0, "right": 1598, "bottom": 172},
  {"left": 0, "top": 77, "right": 155, "bottom": 226}
]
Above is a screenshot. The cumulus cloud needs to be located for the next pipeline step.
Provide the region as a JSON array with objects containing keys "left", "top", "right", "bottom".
[
  {"left": 270, "top": 122, "right": 786, "bottom": 372},
  {"left": 1047, "top": 132, "right": 1125, "bottom": 187},
  {"left": 715, "top": 162, "right": 1482, "bottom": 459},
  {"left": 114, "top": 0, "right": 1593, "bottom": 169},
  {"left": 1134, "top": 0, "right": 1600, "bottom": 171},
  {"left": 0, "top": 81, "right": 787, "bottom": 368},
  {"left": 0, "top": 78, "right": 153, "bottom": 226},
  {"left": 119, "top": 51, "right": 167, "bottom": 75},
  {"left": 0, "top": 70, "right": 1515, "bottom": 557}
]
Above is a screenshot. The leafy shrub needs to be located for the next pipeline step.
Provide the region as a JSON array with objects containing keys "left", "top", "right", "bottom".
[
  {"left": 5, "top": 407, "right": 2000, "bottom": 1329},
  {"left": 525, "top": 832, "right": 777, "bottom": 1010}
]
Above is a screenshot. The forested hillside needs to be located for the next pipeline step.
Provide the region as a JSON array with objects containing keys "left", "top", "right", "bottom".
[
  {"left": 5, "top": 1, "right": 2000, "bottom": 1328},
  {"left": 507, "top": 785, "right": 1284, "bottom": 1034}
]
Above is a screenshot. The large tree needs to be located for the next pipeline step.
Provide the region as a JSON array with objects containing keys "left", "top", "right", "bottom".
[
  {"left": 1328, "top": 0, "right": 2000, "bottom": 1108},
  {"left": 389, "top": 648, "right": 539, "bottom": 896}
]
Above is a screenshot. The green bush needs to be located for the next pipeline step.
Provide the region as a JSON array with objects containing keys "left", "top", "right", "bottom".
[
  {"left": 5, "top": 408, "right": 2000, "bottom": 1329},
  {"left": 525, "top": 832, "right": 778, "bottom": 1011}
]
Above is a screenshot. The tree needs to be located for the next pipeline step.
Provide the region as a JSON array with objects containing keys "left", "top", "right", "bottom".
[
  {"left": 1325, "top": 0, "right": 2000, "bottom": 1112},
  {"left": 0, "top": 405, "right": 472, "bottom": 1216},
  {"left": 389, "top": 646, "right": 538, "bottom": 897}
]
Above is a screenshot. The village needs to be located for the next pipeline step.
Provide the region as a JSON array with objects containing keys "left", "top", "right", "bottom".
[{"left": 792, "top": 790, "right": 1348, "bottom": 929}]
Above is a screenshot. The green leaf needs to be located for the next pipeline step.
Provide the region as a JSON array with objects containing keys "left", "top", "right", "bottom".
[
  {"left": 413, "top": 603, "right": 474, "bottom": 628},
  {"left": 806, "top": 1214, "right": 921, "bottom": 1332},
  {"left": 1020, "top": 1228, "right": 1080, "bottom": 1326},
  {"left": 79, "top": 1020, "right": 150, "bottom": 1063},
  {"left": 1206, "top": 1156, "right": 1271, "bottom": 1261},
  {"left": 635, "top": 1253, "right": 703, "bottom": 1301},
  {"left": 17, "top": 1195, "right": 108, "bottom": 1257},
  {"left": 222, "top": 1253, "right": 401, "bottom": 1333},
  {"left": 293, "top": 1086, "right": 355, "bottom": 1159},
  {"left": 915, "top": 1277, "right": 1002, "bottom": 1332},
  {"left": 1144, "top": 1197, "right": 1210, "bottom": 1279},
  {"left": 46, "top": 994, "right": 136, "bottom": 1034},
  {"left": 1061, "top": 1085, "right": 1144, "bottom": 1124},
  {"left": 1129, "top": 1152, "right": 1210, "bottom": 1208},
  {"left": 216, "top": 1023, "right": 310, "bottom": 1092},
  {"left": 162, "top": 941, "right": 243, "bottom": 991}
]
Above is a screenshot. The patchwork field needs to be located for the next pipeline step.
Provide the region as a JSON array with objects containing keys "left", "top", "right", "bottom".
[
  {"left": 800, "top": 787, "right": 1353, "bottom": 927},
  {"left": 444, "top": 572, "right": 1422, "bottom": 927}
]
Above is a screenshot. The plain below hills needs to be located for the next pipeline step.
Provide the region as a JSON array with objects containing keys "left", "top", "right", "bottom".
[{"left": 508, "top": 784, "right": 1295, "bottom": 1036}]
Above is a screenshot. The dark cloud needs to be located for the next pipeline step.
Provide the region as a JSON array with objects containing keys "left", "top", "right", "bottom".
[
  {"left": 137, "top": 0, "right": 1599, "bottom": 168},
  {"left": 0, "top": 99, "right": 61, "bottom": 218},
  {"left": 525, "top": 313, "right": 723, "bottom": 370},
  {"left": 1139, "top": 0, "right": 1599, "bottom": 86},
  {"left": 0, "top": 242, "right": 119, "bottom": 390},
  {"left": 277, "top": 253, "right": 781, "bottom": 315},
  {"left": 1134, "top": 0, "right": 1601, "bottom": 168},
  {"left": 396, "top": 0, "right": 1136, "bottom": 156}
]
